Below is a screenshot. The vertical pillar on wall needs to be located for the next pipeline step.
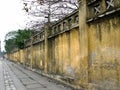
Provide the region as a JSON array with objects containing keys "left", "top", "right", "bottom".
[
  {"left": 78, "top": 0, "right": 89, "bottom": 88},
  {"left": 17, "top": 50, "right": 18, "bottom": 63},
  {"left": 38, "top": 38, "right": 41, "bottom": 68},
  {"left": 30, "top": 37, "right": 33, "bottom": 69},
  {"left": 23, "top": 40, "right": 25, "bottom": 66},
  {"left": 44, "top": 23, "right": 49, "bottom": 73},
  {"left": 19, "top": 50, "right": 21, "bottom": 63},
  {"left": 24, "top": 48, "right": 26, "bottom": 66},
  {"left": 18, "top": 49, "right": 20, "bottom": 63}
]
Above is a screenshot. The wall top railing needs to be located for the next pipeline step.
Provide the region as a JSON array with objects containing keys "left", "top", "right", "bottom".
[
  {"left": 24, "top": 30, "right": 45, "bottom": 47},
  {"left": 87, "top": 0, "right": 98, "bottom": 6},
  {"left": 87, "top": 0, "right": 120, "bottom": 22},
  {"left": 32, "top": 30, "right": 45, "bottom": 45},
  {"left": 11, "top": 47, "right": 19, "bottom": 53},
  {"left": 51, "top": 10, "right": 78, "bottom": 26},
  {"left": 24, "top": 9, "right": 79, "bottom": 46},
  {"left": 48, "top": 10, "right": 79, "bottom": 38},
  {"left": 24, "top": 38, "right": 31, "bottom": 47}
]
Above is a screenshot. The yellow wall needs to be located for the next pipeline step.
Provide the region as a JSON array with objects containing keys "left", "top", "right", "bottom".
[
  {"left": 5, "top": 1, "right": 120, "bottom": 89},
  {"left": 88, "top": 16, "right": 120, "bottom": 89}
]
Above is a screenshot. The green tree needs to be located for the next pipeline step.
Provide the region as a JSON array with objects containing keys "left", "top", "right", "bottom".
[
  {"left": 15, "top": 29, "right": 32, "bottom": 49},
  {"left": 4, "top": 29, "right": 32, "bottom": 53},
  {"left": 4, "top": 31, "right": 17, "bottom": 53},
  {"left": 5, "top": 38, "right": 17, "bottom": 53}
]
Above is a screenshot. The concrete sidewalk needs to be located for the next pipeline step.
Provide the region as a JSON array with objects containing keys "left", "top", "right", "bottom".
[
  {"left": 0, "top": 59, "right": 26, "bottom": 90},
  {"left": 0, "top": 59, "right": 73, "bottom": 90}
]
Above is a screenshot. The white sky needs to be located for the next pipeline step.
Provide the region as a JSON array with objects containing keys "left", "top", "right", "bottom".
[{"left": 0, "top": 0, "right": 29, "bottom": 51}]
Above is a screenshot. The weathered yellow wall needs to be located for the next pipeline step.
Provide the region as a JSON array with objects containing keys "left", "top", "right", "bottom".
[
  {"left": 33, "top": 44, "right": 41, "bottom": 68},
  {"left": 88, "top": 16, "right": 120, "bottom": 89},
  {"left": 25, "top": 47, "right": 31, "bottom": 66},
  {"left": 5, "top": 1, "right": 120, "bottom": 89},
  {"left": 48, "top": 27, "right": 81, "bottom": 85},
  {"left": 19, "top": 49, "right": 24, "bottom": 64},
  {"left": 39, "top": 42, "right": 45, "bottom": 70}
]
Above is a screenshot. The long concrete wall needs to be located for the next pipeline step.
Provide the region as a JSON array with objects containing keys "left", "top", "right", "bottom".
[{"left": 5, "top": 0, "right": 120, "bottom": 89}]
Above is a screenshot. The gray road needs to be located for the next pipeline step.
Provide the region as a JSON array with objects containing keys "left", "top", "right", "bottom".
[{"left": 0, "top": 58, "right": 72, "bottom": 90}]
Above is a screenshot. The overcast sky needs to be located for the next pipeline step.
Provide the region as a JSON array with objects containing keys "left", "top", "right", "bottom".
[{"left": 0, "top": 0, "right": 28, "bottom": 51}]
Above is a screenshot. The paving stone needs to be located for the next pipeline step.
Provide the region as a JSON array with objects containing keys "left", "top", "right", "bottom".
[
  {"left": 12, "top": 88, "right": 17, "bottom": 90},
  {"left": 6, "top": 87, "right": 12, "bottom": 90},
  {"left": 28, "top": 87, "right": 48, "bottom": 90},
  {"left": 21, "top": 78, "right": 37, "bottom": 85},
  {"left": 26, "top": 83, "right": 43, "bottom": 89},
  {"left": 5, "top": 84, "right": 9, "bottom": 86},
  {"left": 3, "top": 63, "right": 17, "bottom": 90}
]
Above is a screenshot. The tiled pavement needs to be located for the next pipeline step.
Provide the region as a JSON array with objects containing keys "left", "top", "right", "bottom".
[
  {"left": 0, "top": 58, "right": 72, "bottom": 90},
  {"left": 3, "top": 64, "right": 16, "bottom": 90}
]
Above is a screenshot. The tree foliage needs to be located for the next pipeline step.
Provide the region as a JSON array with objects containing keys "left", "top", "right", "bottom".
[
  {"left": 5, "top": 38, "right": 17, "bottom": 53},
  {"left": 15, "top": 29, "right": 32, "bottom": 49},
  {"left": 5, "top": 31, "right": 17, "bottom": 53},
  {"left": 5, "top": 29, "right": 32, "bottom": 53}
]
